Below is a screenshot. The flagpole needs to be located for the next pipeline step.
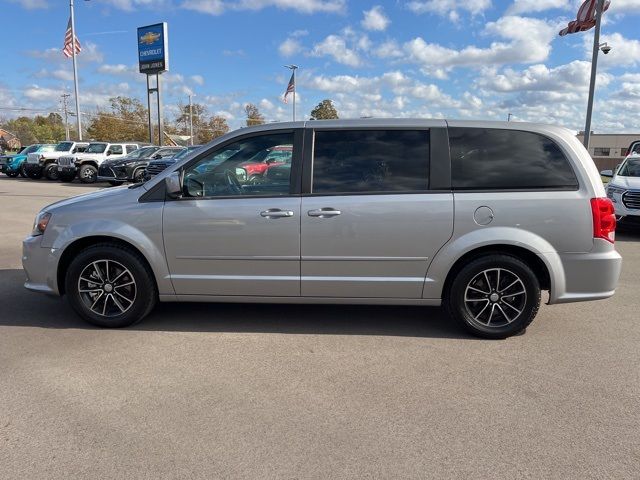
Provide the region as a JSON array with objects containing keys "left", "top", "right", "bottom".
[
  {"left": 293, "top": 66, "right": 296, "bottom": 122},
  {"left": 583, "top": 0, "right": 605, "bottom": 149},
  {"left": 70, "top": 0, "right": 82, "bottom": 140}
]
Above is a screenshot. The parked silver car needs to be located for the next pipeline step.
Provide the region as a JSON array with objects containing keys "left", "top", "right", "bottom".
[{"left": 23, "top": 120, "right": 622, "bottom": 338}]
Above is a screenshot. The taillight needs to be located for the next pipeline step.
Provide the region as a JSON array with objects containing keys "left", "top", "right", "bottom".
[{"left": 591, "top": 197, "right": 616, "bottom": 243}]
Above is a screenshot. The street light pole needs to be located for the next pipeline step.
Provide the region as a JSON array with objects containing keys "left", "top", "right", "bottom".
[
  {"left": 61, "top": 93, "right": 71, "bottom": 141},
  {"left": 583, "top": 0, "right": 605, "bottom": 150}
]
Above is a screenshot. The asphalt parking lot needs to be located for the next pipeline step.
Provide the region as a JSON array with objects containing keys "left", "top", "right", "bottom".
[{"left": 1, "top": 175, "right": 639, "bottom": 479}]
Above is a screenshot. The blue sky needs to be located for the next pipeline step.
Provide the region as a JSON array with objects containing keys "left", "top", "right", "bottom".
[{"left": 1, "top": 0, "right": 640, "bottom": 132}]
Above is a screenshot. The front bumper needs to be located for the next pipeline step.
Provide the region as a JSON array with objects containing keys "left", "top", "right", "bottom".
[
  {"left": 57, "top": 164, "right": 78, "bottom": 176},
  {"left": 22, "top": 235, "right": 60, "bottom": 296},
  {"left": 23, "top": 162, "right": 44, "bottom": 175},
  {"left": 97, "top": 164, "right": 128, "bottom": 182}
]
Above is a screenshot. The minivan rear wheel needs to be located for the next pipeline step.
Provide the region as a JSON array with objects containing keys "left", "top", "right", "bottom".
[
  {"left": 446, "top": 254, "right": 541, "bottom": 339},
  {"left": 65, "top": 244, "right": 157, "bottom": 328}
]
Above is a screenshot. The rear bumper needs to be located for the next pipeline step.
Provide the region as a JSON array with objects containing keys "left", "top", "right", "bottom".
[{"left": 547, "top": 240, "right": 622, "bottom": 304}]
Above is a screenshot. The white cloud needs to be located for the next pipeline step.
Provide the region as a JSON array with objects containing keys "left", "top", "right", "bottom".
[
  {"left": 311, "top": 35, "right": 363, "bottom": 67},
  {"left": 609, "top": 0, "right": 640, "bottom": 13},
  {"left": 374, "top": 40, "right": 403, "bottom": 59},
  {"left": 97, "top": 64, "right": 136, "bottom": 75},
  {"left": 191, "top": 75, "right": 205, "bottom": 86},
  {"left": 182, "top": 0, "right": 345, "bottom": 15},
  {"left": 28, "top": 42, "right": 104, "bottom": 64},
  {"left": 476, "top": 61, "right": 613, "bottom": 93},
  {"left": 403, "top": 16, "right": 556, "bottom": 72},
  {"left": 583, "top": 32, "right": 640, "bottom": 67},
  {"left": 279, "top": 38, "right": 302, "bottom": 57},
  {"left": 407, "top": 0, "right": 491, "bottom": 17},
  {"left": 8, "top": 0, "right": 47, "bottom": 8},
  {"left": 361, "top": 6, "right": 390, "bottom": 31},
  {"left": 34, "top": 68, "right": 75, "bottom": 82},
  {"left": 506, "top": 0, "right": 570, "bottom": 15}
]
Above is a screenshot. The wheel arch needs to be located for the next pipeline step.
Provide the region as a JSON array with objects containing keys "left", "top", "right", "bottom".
[
  {"left": 57, "top": 236, "right": 156, "bottom": 296},
  {"left": 441, "top": 244, "right": 551, "bottom": 300}
]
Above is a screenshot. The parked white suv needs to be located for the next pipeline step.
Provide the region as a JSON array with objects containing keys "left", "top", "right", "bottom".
[
  {"left": 57, "top": 142, "right": 141, "bottom": 183},
  {"left": 602, "top": 153, "right": 640, "bottom": 225},
  {"left": 24, "top": 141, "right": 89, "bottom": 180}
]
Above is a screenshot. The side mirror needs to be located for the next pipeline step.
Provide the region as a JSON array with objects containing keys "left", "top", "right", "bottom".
[
  {"left": 165, "top": 171, "right": 182, "bottom": 199},
  {"left": 152, "top": 153, "right": 162, "bottom": 159},
  {"left": 600, "top": 169, "right": 613, "bottom": 178},
  {"left": 106, "top": 150, "right": 112, "bottom": 156}
]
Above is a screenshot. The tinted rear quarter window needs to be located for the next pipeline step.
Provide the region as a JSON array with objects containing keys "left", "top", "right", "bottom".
[
  {"left": 449, "top": 128, "right": 578, "bottom": 190},
  {"left": 312, "top": 130, "right": 429, "bottom": 194}
]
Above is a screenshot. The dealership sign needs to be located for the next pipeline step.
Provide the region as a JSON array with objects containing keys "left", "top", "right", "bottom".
[{"left": 137, "top": 23, "right": 169, "bottom": 74}]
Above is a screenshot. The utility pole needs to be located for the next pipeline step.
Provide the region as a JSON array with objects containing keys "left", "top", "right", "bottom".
[
  {"left": 188, "top": 94, "right": 195, "bottom": 146},
  {"left": 507, "top": 113, "right": 513, "bottom": 122},
  {"left": 61, "top": 93, "right": 71, "bottom": 140},
  {"left": 583, "top": 0, "right": 605, "bottom": 150}
]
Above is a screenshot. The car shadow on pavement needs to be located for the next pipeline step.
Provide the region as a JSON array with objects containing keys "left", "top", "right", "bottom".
[
  {"left": 617, "top": 225, "right": 640, "bottom": 241},
  {"left": 0, "top": 269, "right": 474, "bottom": 340}
]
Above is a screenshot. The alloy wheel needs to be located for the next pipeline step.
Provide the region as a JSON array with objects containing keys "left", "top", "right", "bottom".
[
  {"left": 463, "top": 268, "right": 527, "bottom": 328},
  {"left": 77, "top": 259, "right": 137, "bottom": 317}
]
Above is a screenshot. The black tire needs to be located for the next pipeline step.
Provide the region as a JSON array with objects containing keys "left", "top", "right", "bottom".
[
  {"left": 108, "top": 180, "right": 124, "bottom": 187},
  {"left": 445, "top": 254, "right": 541, "bottom": 339},
  {"left": 19, "top": 164, "right": 27, "bottom": 178},
  {"left": 79, "top": 164, "right": 98, "bottom": 183},
  {"left": 59, "top": 171, "right": 76, "bottom": 182},
  {"left": 6, "top": 171, "right": 19, "bottom": 178},
  {"left": 132, "top": 168, "right": 146, "bottom": 184},
  {"left": 44, "top": 164, "right": 60, "bottom": 181},
  {"left": 65, "top": 243, "right": 157, "bottom": 328},
  {"left": 26, "top": 169, "right": 43, "bottom": 180}
]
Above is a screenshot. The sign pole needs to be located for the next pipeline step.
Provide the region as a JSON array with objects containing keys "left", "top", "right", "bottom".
[
  {"left": 583, "top": 0, "right": 605, "bottom": 149},
  {"left": 146, "top": 75, "right": 154, "bottom": 144},
  {"left": 157, "top": 74, "right": 163, "bottom": 146}
]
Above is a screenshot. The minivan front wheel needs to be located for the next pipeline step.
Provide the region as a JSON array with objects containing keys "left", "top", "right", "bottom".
[
  {"left": 65, "top": 244, "right": 157, "bottom": 328},
  {"left": 446, "top": 254, "right": 541, "bottom": 339}
]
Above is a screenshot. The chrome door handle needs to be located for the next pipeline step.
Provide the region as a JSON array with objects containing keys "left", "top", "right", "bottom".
[
  {"left": 260, "top": 209, "right": 294, "bottom": 218},
  {"left": 308, "top": 208, "right": 342, "bottom": 218}
]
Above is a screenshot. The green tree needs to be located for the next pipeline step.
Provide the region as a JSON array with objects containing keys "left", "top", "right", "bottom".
[
  {"left": 2, "top": 114, "right": 65, "bottom": 145},
  {"left": 86, "top": 96, "right": 149, "bottom": 142},
  {"left": 245, "top": 103, "right": 265, "bottom": 127},
  {"left": 310, "top": 99, "right": 339, "bottom": 120}
]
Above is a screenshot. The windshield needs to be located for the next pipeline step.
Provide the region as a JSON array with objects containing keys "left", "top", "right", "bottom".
[
  {"left": 86, "top": 143, "right": 107, "bottom": 154},
  {"left": 156, "top": 147, "right": 185, "bottom": 158},
  {"left": 38, "top": 145, "right": 56, "bottom": 152},
  {"left": 618, "top": 158, "right": 640, "bottom": 177},
  {"left": 55, "top": 142, "right": 74, "bottom": 152},
  {"left": 172, "top": 146, "right": 200, "bottom": 160},
  {"left": 122, "top": 146, "right": 158, "bottom": 160},
  {"left": 22, "top": 145, "right": 40, "bottom": 154}
]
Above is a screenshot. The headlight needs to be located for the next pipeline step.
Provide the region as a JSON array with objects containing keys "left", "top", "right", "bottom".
[{"left": 32, "top": 211, "right": 52, "bottom": 236}]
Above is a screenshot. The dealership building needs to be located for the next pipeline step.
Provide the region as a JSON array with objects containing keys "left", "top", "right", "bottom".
[{"left": 576, "top": 133, "right": 639, "bottom": 171}]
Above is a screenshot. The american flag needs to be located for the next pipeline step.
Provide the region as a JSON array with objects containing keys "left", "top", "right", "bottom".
[
  {"left": 559, "top": 0, "right": 610, "bottom": 36},
  {"left": 283, "top": 72, "right": 295, "bottom": 104},
  {"left": 63, "top": 17, "right": 82, "bottom": 58}
]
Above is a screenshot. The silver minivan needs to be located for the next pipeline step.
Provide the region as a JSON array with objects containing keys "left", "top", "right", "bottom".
[{"left": 23, "top": 120, "right": 622, "bottom": 338}]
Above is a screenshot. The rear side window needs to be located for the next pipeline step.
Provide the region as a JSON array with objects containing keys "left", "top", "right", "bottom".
[
  {"left": 312, "top": 130, "right": 429, "bottom": 194},
  {"left": 449, "top": 128, "right": 578, "bottom": 190},
  {"left": 126, "top": 145, "right": 138, "bottom": 154}
]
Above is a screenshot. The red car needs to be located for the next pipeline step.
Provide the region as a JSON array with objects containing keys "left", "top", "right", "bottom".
[{"left": 240, "top": 144, "right": 292, "bottom": 180}]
